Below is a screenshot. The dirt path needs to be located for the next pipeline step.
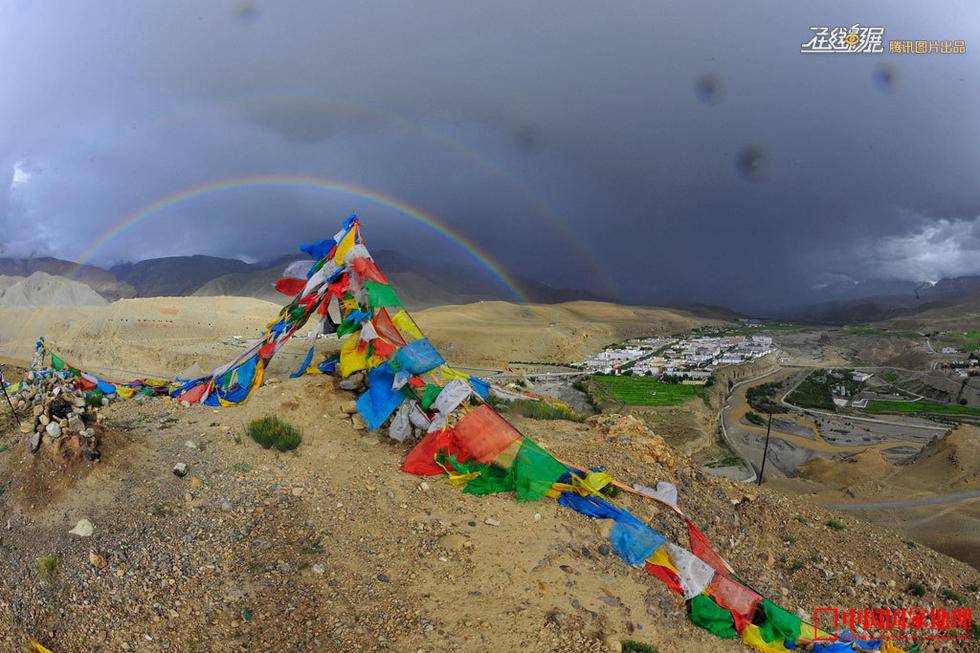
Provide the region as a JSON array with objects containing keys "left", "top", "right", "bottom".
[{"left": 827, "top": 490, "right": 980, "bottom": 510}]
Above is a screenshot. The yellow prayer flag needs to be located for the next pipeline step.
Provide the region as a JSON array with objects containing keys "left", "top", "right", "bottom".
[
  {"left": 646, "top": 546, "right": 678, "bottom": 574},
  {"left": 339, "top": 331, "right": 370, "bottom": 377},
  {"left": 741, "top": 624, "right": 792, "bottom": 652},
  {"left": 391, "top": 309, "right": 423, "bottom": 339},
  {"left": 333, "top": 227, "right": 358, "bottom": 265}
]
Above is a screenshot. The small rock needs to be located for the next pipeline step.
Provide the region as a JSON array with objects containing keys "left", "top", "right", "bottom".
[
  {"left": 173, "top": 463, "right": 188, "bottom": 477},
  {"left": 533, "top": 513, "right": 541, "bottom": 521},
  {"left": 67, "top": 414, "right": 84, "bottom": 432},
  {"left": 45, "top": 422, "right": 61, "bottom": 438},
  {"left": 69, "top": 518, "right": 94, "bottom": 537},
  {"left": 438, "top": 534, "right": 467, "bottom": 551},
  {"left": 221, "top": 501, "right": 232, "bottom": 512},
  {"left": 377, "top": 573, "right": 390, "bottom": 583},
  {"left": 854, "top": 574, "right": 864, "bottom": 586},
  {"left": 291, "top": 487, "right": 304, "bottom": 496},
  {"left": 339, "top": 372, "right": 366, "bottom": 391},
  {"left": 312, "top": 563, "right": 325, "bottom": 575},
  {"left": 89, "top": 550, "right": 108, "bottom": 569},
  {"left": 184, "top": 440, "right": 197, "bottom": 449},
  {"left": 189, "top": 477, "right": 202, "bottom": 489},
  {"left": 351, "top": 414, "right": 367, "bottom": 430},
  {"left": 340, "top": 400, "right": 358, "bottom": 414},
  {"left": 602, "top": 634, "right": 622, "bottom": 653},
  {"left": 597, "top": 544, "right": 611, "bottom": 556},
  {"left": 484, "top": 518, "right": 500, "bottom": 527},
  {"left": 419, "top": 482, "right": 430, "bottom": 492},
  {"left": 30, "top": 432, "right": 40, "bottom": 452}
]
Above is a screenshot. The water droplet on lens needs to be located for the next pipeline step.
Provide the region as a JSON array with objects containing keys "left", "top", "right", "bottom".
[
  {"left": 734, "top": 145, "right": 770, "bottom": 183},
  {"left": 873, "top": 62, "right": 900, "bottom": 94},
  {"left": 694, "top": 74, "right": 725, "bottom": 105}
]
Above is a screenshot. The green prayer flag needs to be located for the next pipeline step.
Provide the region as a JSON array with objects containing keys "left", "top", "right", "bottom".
[
  {"left": 758, "top": 599, "right": 801, "bottom": 643},
  {"left": 51, "top": 354, "right": 65, "bottom": 371},
  {"left": 511, "top": 438, "right": 568, "bottom": 502},
  {"left": 420, "top": 384, "right": 442, "bottom": 411},
  {"left": 364, "top": 280, "right": 403, "bottom": 309},
  {"left": 442, "top": 453, "right": 516, "bottom": 495},
  {"left": 688, "top": 594, "right": 738, "bottom": 639},
  {"left": 337, "top": 316, "right": 361, "bottom": 338}
]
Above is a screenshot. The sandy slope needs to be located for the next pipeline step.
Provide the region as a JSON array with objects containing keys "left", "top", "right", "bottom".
[
  {"left": 1, "top": 374, "right": 978, "bottom": 651},
  {"left": 413, "top": 300, "right": 715, "bottom": 368},
  {"left": 0, "top": 272, "right": 108, "bottom": 308},
  {"left": 0, "top": 297, "right": 716, "bottom": 382}
]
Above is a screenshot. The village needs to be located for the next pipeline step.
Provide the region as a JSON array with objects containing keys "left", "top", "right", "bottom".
[{"left": 574, "top": 332, "right": 776, "bottom": 382}]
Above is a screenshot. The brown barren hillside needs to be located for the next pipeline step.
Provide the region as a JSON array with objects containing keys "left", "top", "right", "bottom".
[{"left": 413, "top": 300, "right": 719, "bottom": 368}]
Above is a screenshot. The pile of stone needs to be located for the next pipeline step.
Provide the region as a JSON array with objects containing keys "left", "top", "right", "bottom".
[{"left": 12, "top": 369, "right": 101, "bottom": 462}]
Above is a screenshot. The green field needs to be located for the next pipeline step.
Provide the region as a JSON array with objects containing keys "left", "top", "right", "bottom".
[
  {"left": 847, "top": 327, "right": 920, "bottom": 338},
  {"left": 881, "top": 372, "right": 898, "bottom": 383},
  {"left": 944, "top": 332, "right": 980, "bottom": 339},
  {"left": 592, "top": 375, "right": 701, "bottom": 406},
  {"left": 865, "top": 400, "right": 980, "bottom": 417}
]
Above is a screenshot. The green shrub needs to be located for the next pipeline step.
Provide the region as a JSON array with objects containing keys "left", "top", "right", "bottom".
[
  {"left": 745, "top": 411, "right": 767, "bottom": 426},
  {"left": 907, "top": 581, "right": 926, "bottom": 597},
  {"left": 968, "top": 583, "right": 978, "bottom": 592},
  {"left": 621, "top": 641, "right": 659, "bottom": 653},
  {"left": 247, "top": 416, "right": 302, "bottom": 451},
  {"left": 37, "top": 553, "right": 60, "bottom": 581},
  {"left": 826, "top": 519, "right": 845, "bottom": 531},
  {"left": 508, "top": 399, "right": 584, "bottom": 423},
  {"left": 943, "top": 589, "right": 964, "bottom": 604},
  {"left": 86, "top": 390, "right": 104, "bottom": 408}
]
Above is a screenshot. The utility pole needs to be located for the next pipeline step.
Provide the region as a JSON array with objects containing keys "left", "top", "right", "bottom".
[{"left": 757, "top": 412, "right": 772, "bottom": 486}]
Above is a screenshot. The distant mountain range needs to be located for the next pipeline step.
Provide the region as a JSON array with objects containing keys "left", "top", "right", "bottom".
[
  {"left": 776, "top": 276, "right": 980, "bottom": 324},
  {"left": 2, "top": 251, "right": 978, "bottom": 325},
  {"left": 0, "top": 257, "right": 135, "bottom": 300}
]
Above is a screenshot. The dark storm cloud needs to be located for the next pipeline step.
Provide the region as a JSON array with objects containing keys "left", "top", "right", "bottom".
[{"left": 1, "top": 1, "right": 977, "bottom": 312}]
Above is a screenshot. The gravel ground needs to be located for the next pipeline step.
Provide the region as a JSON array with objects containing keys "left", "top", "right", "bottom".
[{"left": 0, "top": 375, "right": 978, "bottom": 652}]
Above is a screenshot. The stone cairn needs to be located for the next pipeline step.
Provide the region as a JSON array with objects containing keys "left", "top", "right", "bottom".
[{"left": 11, "top": 347, "right": 101, "bottom": 462}]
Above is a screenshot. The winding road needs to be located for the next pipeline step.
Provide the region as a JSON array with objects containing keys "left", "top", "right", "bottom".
[{"left": 827, "top": 490, "right": 980, "bottom": 511}]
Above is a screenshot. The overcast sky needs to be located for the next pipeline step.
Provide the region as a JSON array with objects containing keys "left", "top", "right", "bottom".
[{"left": 1, "top": 1, "right": 978, "bottom": 312}]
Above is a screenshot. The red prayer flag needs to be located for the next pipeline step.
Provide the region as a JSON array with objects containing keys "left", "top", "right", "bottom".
[
  {"left": 688, "top": 519, "right": 732, "bottom": 575},
  {"left": 451, "top": 404, "right": 522, "bottom": 465},
  {"left": 275, "top": 278, "right": 307, "bottom": 296},
  {"left": 75, "top": 377, "right": 97, "bottom": 392},
  {"left": 178, "top": 382, "right": 209, "bottom": 405},
  {"left": 401, "top": 428, "right": 457, "bottom": 476},
  {"left": 644, "top": 561, "right": 684, "bottom": 596},
  {"left": 372, "top": 308, "right": 406, "bottom": 346},
  {"left": 708, "top": 573, "right": 762, "bottom": 634},
  {"left": 351, "top": 257, "right": 388, "bottom": 284}
]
